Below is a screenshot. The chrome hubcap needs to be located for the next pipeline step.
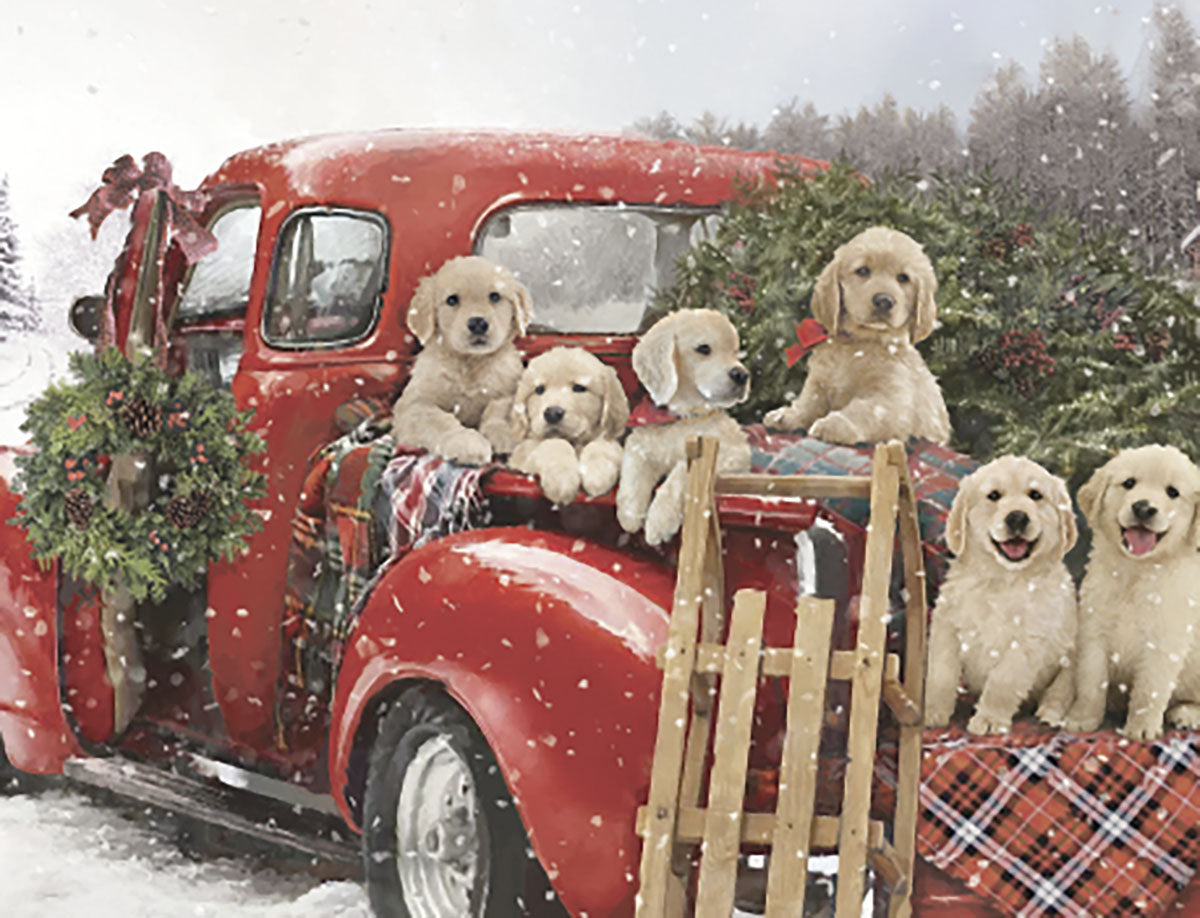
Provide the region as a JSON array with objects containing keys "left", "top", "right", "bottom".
[{"left": 396, "top": 734, "right": 489, "bottom": 916}]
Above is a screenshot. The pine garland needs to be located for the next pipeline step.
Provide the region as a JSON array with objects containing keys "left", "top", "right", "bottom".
[
  {"left": 10, "top": 348, "right": 266, "bottom": 601},
  {"left": 661, "top": 161, "right": 1200, "bottom": 486}
]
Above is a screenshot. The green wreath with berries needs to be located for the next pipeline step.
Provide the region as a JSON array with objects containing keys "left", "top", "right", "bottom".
[{"left": 11, "top": 348, "right": 267, "bottom": 602}]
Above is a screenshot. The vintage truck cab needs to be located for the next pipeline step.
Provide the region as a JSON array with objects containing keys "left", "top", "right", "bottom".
[{"left": 0, "top": 131, "right": 969, "bottom": 917}]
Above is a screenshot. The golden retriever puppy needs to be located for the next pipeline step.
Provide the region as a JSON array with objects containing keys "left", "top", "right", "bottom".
[
  {"left": 508, "top": 347, "right": 630, "bottom": 504},
  {"left": 763, "top": 226, "right": 950, "bottom": 445},
  {"left": 925, "top": 456, "right": 1079, "bottom": 735},
  {"left": 617, "top": 309, "right": 751, "bottom": 546},
  {"left": 390, "top": 256, "right": 532, "bottom": 464},
  {"left": 1063, "top": 445, "right": 1200, "bottom": 740}
]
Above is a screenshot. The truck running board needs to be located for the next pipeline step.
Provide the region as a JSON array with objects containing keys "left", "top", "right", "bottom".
[{"left": 62, "top": 755, "right": 360, "bottom": 869}]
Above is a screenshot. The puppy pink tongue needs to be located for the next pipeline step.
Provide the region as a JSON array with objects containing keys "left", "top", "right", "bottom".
[
  {"left": 999, "top": 539, "right": 1028, "bottom": 560},
  {"left": 1123, "top": 527, "right": 1157, "bottom": 556}
]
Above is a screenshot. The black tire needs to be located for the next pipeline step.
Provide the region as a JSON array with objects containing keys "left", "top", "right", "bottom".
[{"left": 363, "top": 684, "right": 564, "bottom": 918}]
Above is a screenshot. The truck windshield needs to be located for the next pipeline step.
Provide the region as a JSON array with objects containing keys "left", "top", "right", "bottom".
[{"left": 476, "top": 204, "right": 721, "bottom": 334}]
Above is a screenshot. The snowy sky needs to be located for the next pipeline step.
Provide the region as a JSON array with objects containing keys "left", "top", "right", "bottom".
[{"left": 2, "top": 0, "right": 1197, "bottom": 282}]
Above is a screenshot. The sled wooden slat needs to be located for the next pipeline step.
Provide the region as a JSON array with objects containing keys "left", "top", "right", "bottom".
[
  {"left": 694, "top": 590, "right": 767, "bottom": 917},
  {"left": 764, "top": 596, "right": 835, "bottom": 918},
  {"left": 889, "top": 442, "right": 928, "bottom": 918},
  {"left": 662, "top": 644, "right": 908, "bottom": 684},
  {"left": 637, "top": 437, "right": 924, "bottom": 918},
  {"left": 715, "top": 473, "right": 872, "bottom": 500},
  {"left": 635, "top": 437, "right": 721, "bottom": 918},
  {"left": 836, "top": 444, "right": 900, "bottom": 917},
  {"left": 636, "top": 808, "right": 886, "bottom": 851}
]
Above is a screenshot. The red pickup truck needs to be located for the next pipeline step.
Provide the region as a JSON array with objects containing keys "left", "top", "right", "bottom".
[{"left": 0, "top": 131, "right": 982, "bottom": 917}]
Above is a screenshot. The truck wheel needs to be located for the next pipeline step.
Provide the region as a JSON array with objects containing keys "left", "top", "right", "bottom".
[{"left": 364, "top": 685, "right": 561, "bottom": 917}]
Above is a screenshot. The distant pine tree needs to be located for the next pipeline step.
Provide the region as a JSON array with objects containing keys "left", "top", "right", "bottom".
[{"left": 0, "top": 177, "right": 39, "bottom": 338}]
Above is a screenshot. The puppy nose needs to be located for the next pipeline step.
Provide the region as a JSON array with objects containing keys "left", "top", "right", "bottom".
[
  {"left": 543, "top": 406, "right": 565, "bottom": 425},
  {"left": 872, "top": 293, "right": 894, "bottom": 312},
  {"left": 728, "top": 366, "right": 749, "bottom": 386},
  {"left": 1132, "top": 500, "right": 1157, "bottom": 522},
  {"left": 1005, "top": 510, "right": 1029, "bottom": 534},
  {"left": 467, "top": 316, "right": 490, "bottom": 336}
]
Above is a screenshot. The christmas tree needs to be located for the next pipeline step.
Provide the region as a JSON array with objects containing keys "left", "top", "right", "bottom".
[
  {"left": 660, "top": 162, "right": 1200, "bottom": 487},
  {"left": 0, "top": 176, "right": 39, "bottom": 339}
]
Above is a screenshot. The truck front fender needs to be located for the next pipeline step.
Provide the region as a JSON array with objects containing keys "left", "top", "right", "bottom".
[
  {"left": 331, "top": 527, "right": 674, "bottom": 918},
  {"left": 0, "top": 449, "right": 81, "bottom": 772}
]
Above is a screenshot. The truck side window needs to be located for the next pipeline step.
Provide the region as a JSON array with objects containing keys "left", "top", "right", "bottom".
[
  {"left": 175, "top": 203, "right": 261, "bottom": 388},
  {"left": 263, "top": 208, "right": 388, "bottom": 349},
  {"left": 476, "top": 204, "right": 721, "bottom": 334}
]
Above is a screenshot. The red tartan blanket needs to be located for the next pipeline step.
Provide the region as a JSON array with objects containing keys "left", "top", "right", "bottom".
[{"left": 919, "top": 726, "right": 1200, "bottom": 917}]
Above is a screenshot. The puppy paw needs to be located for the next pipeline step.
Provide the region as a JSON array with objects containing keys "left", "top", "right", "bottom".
[
  {"left": 539, "top": 466, "right": 581, "bottom": 505},
  {"left": 644, "top": 503, "right": 684, "bottom": 546},
  {"left": 1062, "top": 702, "right": 1105, "bottom": 733},
  {"left": 809, "top": 413, "right": 860, "bottom": 445},
  {"left": 1120, "top": 714, "right": 1164, "bottom": 742},
  {"left": 616, "top": 501, "right": 646, "bottom": 534},
  {"left": 763, "top": 406, "right": 796, "bottom": 431},
  {"left": 579, "top": 442, "right": 622, "bottom": 497},
  {"left": 1167, "top": 703, "right": 1200, "bottom": 730},
  {"left": 967, "top": 710, "right": 1012, "bottom": 736},
  {"left": 442, "top": 429, "right": 493, "bottom": 466},
  {"left": 1036, "top": 701, "right": 1069, "bottom": 728}
]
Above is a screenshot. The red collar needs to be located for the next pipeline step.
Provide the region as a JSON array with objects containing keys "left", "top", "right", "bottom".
[{"left": 627, "top": 397, "right": 722, "bottom": 427}]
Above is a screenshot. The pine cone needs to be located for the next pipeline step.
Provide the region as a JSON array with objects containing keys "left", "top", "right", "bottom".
[
  {"left": 166, "top": 492, "right": 214, "bottom": 529},
  {"left": 1145, "top": 327, "right": 1171, "bottom": 361},
  {"left": 64, "top": 488, "right": 94, "bottom": 529},
  {"left": 119, "top": 398, "right": 163, "bottom": 437}
]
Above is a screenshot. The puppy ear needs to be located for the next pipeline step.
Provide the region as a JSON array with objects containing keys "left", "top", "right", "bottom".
[
  {"left": 599, "top": 363, "right": 631, "bottom": 439},
  {"left": 1186, "top": 462, "right": 1200, "bottom": 548},
  {"left": 509, "top": 366, "right": 535, "bottom": 441},
  {"left": 633, "top": 315, "right": 679, "bottom": 406},
  {"left": 1051, "top": 475, "right": 1078, "bottom": 560},
  {"left": 945, "top": 478, "right": 971, "bottom": 556},
  {"left": 910, "top": 250, "right": 938, "bottom": 344},
  {"left": 810, "top": 254, "right": 842, "bottom": 335},
  {"left": 1076, "top": 464, "right": 1110, "bottom": 524},
  {"left": 502, "top": 270, "right": 534, "bottom": 337},
  {"left": 406, "top": 274, "right": 437, "bottom": 345}
]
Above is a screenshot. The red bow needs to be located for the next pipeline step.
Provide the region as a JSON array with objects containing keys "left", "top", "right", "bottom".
[
  {"left": 70, "top": 152, "right": 217, "bottom": 263},
  {"left": 784, "top": 318, "right": 830, "bottom": 368}
]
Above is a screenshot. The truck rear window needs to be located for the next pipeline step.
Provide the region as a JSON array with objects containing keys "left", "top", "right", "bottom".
[{"left": 476, "top": 204, "right": 721, "bottom": 334}]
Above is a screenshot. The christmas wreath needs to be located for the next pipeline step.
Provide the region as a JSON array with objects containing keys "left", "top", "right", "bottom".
[{"left": 11, "top": 348, "right": 266, "bottom": 602}]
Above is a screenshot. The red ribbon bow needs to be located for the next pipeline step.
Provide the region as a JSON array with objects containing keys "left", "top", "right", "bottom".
[
  {"left": 69, "top": 152, "right": 217, "bottom": 263},
  {"left": 784, "top": 318, "right": 830, "bottom": 368}
]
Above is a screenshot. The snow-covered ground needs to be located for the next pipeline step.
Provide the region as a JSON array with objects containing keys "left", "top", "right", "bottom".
[
  {"left": 0, "top": 784, "right": 851, "bottom": 917},
  {"left": 0, "top": 787, "right": 371, "bottom": 918},
  {"left": 0, "top": 332, "right": 82, "bottom": 447}
]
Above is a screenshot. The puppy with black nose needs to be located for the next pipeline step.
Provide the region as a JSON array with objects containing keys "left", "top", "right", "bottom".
[
  {"left": 508, "top": 347, "right": 630, "bottom": 504},
  {"left": 1064, "top": 445, "right": 1200, "bottom": 739},
  {"left": 390, "top": 256, "right": 533, "bottom": 464},
  {"left": 925, "top": 456, "right": 1079, "bottom": 734}
]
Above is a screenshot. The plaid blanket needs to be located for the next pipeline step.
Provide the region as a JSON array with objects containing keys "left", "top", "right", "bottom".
[
  {"left": 919, "top": 727, "right": 1200, "bottom": 917},
  {"left": 745, "top": 427, "right": 977, "bottom": 591},
  {"left": 281, "top": 429, "right": 491, "bottom": 698}
]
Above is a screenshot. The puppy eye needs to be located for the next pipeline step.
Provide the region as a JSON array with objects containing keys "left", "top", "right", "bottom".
[
  {"left": 534, "top": 385, "right": 545, "bottom": 395},
  {"left": 987, "top": 490, "right": 1001, "bottom": 502},
  {"left": 855, "top": 266, "right": 871, "bottom": 278},
  {"left": 488, "top": 291, "right": 502, "bottom": 303},
  {"left": 1167, "top": 485, "right": 1180, "bottom": 499},
  {"left": 695, "top": 344, "right": 712, "bottom": 355},
  {"left": 572, "top": 383, "right": 587, "bottom": 393},
  {"left": 1029, "top": 489, "right": 1043, "bottom": 501},
  {"left": 446, "top": 294, "right": 459, "bottom": 307},
  {"left": 1122, "top": 477, "right": 1136, "bottom": 490},
  {"left": 897, "top": 273, "right": 910, "bottom": 283}
]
